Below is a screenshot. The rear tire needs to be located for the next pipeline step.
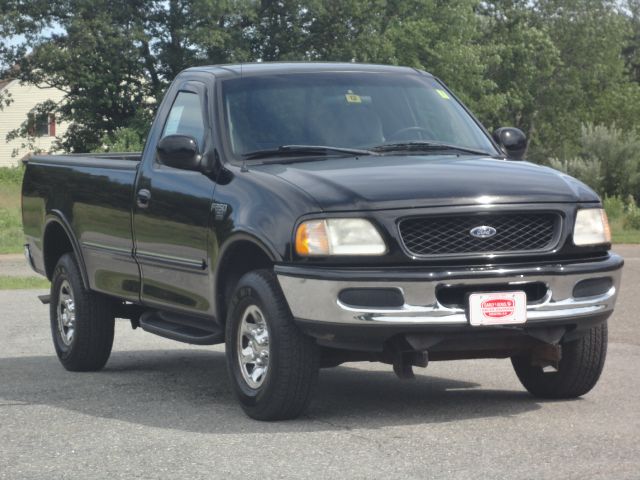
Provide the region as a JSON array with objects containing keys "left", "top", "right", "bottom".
[
  {"left": 225, "top": 269, "right": 319, "bottom": 421},
  {"left": 512, "top": 322, "right": 607, "bottom": 398},
  {"left": 50, "top": 253, "right": 115, "bottom": 371}
]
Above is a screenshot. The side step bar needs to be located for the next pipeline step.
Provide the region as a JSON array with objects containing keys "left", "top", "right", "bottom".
[{"left": 139, "top": 311, "right": 224, "bottom": 345}]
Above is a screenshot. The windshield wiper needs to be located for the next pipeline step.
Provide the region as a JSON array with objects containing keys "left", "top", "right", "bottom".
[
  {"left": 242, "top": 145, "right": 374, "bottom": 161},
  {"left": 370, "top": 141, "right": 498, "bottom": 157}
]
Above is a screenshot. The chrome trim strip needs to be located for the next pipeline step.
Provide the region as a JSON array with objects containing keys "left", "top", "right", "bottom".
[
  {"left": 274, "top": 253, "right": 623, "bottom": 281},
  {"left": 82, "top": 242, "right": 206, "bottom": 271},
  {"left": 136, "top": 250, "right": 206, "bottom": 271},
  {"left": 82, "top": 241, "right": 133, "bottom": 256}
]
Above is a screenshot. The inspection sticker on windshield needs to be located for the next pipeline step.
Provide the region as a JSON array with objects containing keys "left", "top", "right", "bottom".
[
  {"left": 345, "top": 90, "right": 362, "bottom": 103},
  {"left": 469, "top": 291, "right": 527, "bottom": 326},
  {"left": 435, "top": 89, "right": 450, "bottom": 99}
]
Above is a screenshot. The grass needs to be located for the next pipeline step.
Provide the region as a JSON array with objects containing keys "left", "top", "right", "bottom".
[
  {"left": 0, "top": 183, "right": 24, "bottom": 254},
  {"left": 0, "top": 276, "right": 50, "bottom": 290},
  {"left": 0, "top": 167, "right": 25, "bottom": 254},
  {"left": 610, "top": 218, "right": 640, "bottom": 244}
]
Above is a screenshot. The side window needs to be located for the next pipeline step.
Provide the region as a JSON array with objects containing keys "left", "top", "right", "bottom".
[{"left": 162, "top": 91, "right": 205, "bottom": 148}]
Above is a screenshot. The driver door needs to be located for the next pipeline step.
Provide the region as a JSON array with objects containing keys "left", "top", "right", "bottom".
[{"left": 133, "top": 80, "right": 216, "bottom": 316}]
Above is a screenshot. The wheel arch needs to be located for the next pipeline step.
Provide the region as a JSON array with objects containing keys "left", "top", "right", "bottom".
[
  {"left": 214, "top": 233, "right": 279, "bottom": 323},
  {"left": 43, "top": 212, "right": 90, "bottom": 289}
]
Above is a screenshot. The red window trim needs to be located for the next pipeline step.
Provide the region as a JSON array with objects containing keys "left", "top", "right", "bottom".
[{"left": 48, "top": 114, "right": 56, "bottom": 137}]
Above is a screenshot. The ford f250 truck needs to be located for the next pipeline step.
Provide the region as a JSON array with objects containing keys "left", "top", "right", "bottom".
[{"left": 22, "top": 63, "right": 623, "bottom": 420}]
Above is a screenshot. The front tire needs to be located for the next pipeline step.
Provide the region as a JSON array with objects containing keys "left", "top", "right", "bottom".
[
  {"left": 225, "top": 270, "right": 319, "bottom": 421},
  {"left": 512, "top": 322, "right": 607, "bottom": 398},
  {"left": 50, "top": 253, "right": 115, "bottom": 371}
]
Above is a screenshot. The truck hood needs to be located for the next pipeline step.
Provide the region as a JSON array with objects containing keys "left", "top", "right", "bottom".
[{"left": 253, "top": 155, "right": 600, "bottom": 211}]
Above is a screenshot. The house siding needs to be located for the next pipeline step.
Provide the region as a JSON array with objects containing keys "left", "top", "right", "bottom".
[{"left": 0, "top": 80, "right": 69, "bottom": 168}]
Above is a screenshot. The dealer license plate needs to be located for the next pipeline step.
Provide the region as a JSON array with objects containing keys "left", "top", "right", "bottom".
[{"left": 468, "top": 291, "right": 527, "bottom": 326}]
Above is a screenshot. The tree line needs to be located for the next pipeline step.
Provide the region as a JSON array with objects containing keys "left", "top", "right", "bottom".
[{"left": 2, "top": 0, "right": 640, "bottom": 193}]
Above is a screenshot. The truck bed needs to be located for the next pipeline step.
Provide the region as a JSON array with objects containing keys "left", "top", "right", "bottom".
[{"left": 22, "top": 152, "right": 142, "bottom": 301}]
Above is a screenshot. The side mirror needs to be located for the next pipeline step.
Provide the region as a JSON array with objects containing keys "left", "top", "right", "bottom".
[
  {"left": 156, "top": 135, "right": 201, "bottom": 171},
  {"left": 493, "top": 127, "right": 527, "bottom": 160}
]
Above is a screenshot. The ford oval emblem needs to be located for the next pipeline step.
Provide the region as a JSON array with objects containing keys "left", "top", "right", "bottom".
[{"left": 470, "top": 226, "right": 497, "bottom": 239}]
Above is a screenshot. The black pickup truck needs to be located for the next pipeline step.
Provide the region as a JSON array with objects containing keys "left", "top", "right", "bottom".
[{"left": 22, "top": 63, "right": 623, "bottom": 420}]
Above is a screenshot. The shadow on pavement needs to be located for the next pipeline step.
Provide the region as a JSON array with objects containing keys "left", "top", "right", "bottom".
[{"left": 0, "top": 349, "right": 541, "bottom": 433}]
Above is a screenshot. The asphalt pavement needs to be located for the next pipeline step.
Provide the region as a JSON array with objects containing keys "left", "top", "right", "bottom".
[{"left": 1, "top": 247, "right": 639, "bottom": 479}]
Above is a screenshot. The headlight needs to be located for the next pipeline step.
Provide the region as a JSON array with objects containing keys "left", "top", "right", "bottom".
[
  {"left": 295, "top": 218, "right": 387, "bottom": 256},
  {"left": 573, "top": 208, "right": 611, "bottom": 246}
]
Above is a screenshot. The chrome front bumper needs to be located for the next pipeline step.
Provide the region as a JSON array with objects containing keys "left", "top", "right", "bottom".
[{"left": 276, "top": 255, "right": 623, "bottom": 327}]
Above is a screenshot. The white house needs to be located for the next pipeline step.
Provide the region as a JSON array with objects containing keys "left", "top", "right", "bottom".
[{"left": 0, "top": 79, "right": 68, "bottom": 167}]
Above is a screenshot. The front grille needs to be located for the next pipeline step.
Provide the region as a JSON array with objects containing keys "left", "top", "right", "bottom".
[{"left": 398, "top": 212, "right": 560, "bottom": 257}]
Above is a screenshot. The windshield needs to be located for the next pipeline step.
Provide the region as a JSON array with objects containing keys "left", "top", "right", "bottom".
[{"left": 221, "top": 71, "right": 498, "bottom": 158}]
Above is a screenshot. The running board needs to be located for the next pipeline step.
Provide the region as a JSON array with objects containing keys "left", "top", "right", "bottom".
[
  {"left": 139, "top": 311, "right": 224, "bottom": 345},
  {"left": 38, "top": 294, "right": 51, "bottom": 304}
]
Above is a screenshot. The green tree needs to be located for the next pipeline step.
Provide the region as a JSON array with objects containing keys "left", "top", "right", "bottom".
[
  {"left": 304, "top": 0, "right": 394, "bottom": 62},
  {"left": 380, "top": 0, "right": 502, "bottom": 122},
  {"left": 549, "top": 124, "right": 640, "bottom": 198},
  {"left": 2, "top": 0, "right": 152, "bottom": 150},
  {"left": 540, "top": 1, "right": 639, "bottom": 155},
  {"left": 2, "top": 0, "right": 640, "bottom": 167},
  {"left": 476, "top": 1, "right": 640, "bottom": 161},
  {"left": 249, "top": 0, "right": 314, "bottom": 60},
  {"left": 0, "top": 0, "right": 251, "bottom": 152},
  {"left": 478, "top": 1, "right": 561, "bottom": 158}
]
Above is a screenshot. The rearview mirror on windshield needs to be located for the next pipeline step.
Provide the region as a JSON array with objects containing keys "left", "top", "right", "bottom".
[{"left": 493, "top": 127, "right": 527, "bottom": 160}]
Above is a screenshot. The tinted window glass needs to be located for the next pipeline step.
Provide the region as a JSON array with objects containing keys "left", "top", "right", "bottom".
[
  {"left": 162, "top": 91, "right": 205, "bottom": 148},
  {"left": 221, "top": 72, "right": 497, "bottom": 156}
]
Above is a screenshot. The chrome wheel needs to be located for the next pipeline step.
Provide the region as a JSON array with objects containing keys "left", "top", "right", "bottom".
[
  {"left": 56, "top": 280, "right": 76, "bottom": 346},
  {"left": 237, "top": 305, "right": 270, "bottom": 389}
]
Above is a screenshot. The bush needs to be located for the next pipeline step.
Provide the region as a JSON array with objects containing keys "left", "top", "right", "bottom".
[
  {"left": 548, "top": 156, "right": 603, "bottom": 193},
  {"left": 93, "top": 127, "right": 146, "bottom": 153},
  {"left": 624, "top": 208, "right": 640, "bottom": 230},
  {"left": 547, "top": 124, "right": 640, "bottom": 199},
  {"left": 0, "top": 166, "right": 25, "bottom": 186},
  {"left": 603, "top": 195, "right": 625, "bottom": 220}
]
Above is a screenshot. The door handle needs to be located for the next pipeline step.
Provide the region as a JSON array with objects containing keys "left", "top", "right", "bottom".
[{"left": 137, "top": 189, "right": 151, "bottom": 208}]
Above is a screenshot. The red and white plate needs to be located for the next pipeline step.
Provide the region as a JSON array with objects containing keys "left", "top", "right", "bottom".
[{"left": 469, "top": 291, "right": 527, "bottom": 326}]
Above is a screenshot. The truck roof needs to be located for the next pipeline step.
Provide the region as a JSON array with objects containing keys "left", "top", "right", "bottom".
[{"left": 183, "top": 62, "right": 432, "bottom": 79}]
